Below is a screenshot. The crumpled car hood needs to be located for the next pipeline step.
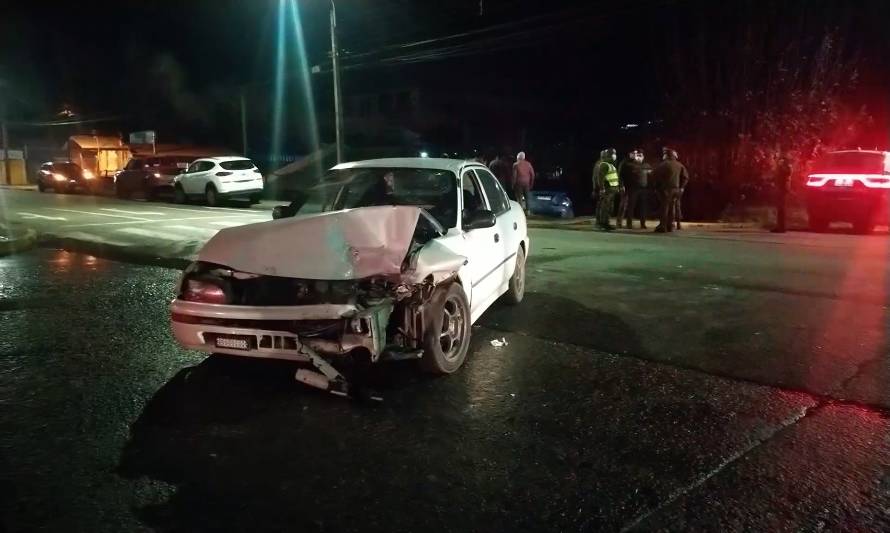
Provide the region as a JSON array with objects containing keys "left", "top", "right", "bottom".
[{"left": 197, "top": 206, "right": 423, "bottom": 280}]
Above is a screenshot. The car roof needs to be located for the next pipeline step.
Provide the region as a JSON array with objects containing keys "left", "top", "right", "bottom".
[
  {"left": 331, "top": 157, "right": 483, "bottom": 174},
  {"left": 194, "top": 156, "right": 253, "bottom": 162}
]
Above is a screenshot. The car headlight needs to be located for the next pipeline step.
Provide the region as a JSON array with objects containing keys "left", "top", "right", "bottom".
[
  {"left": 52, "top": 172, "right": 67, "bottom": 181},
  {"left": 82, "top": 169, "right": 95, "bottom": 180},
  {"left": 560, "top": 198, "right": 571, "bottom": 207}
]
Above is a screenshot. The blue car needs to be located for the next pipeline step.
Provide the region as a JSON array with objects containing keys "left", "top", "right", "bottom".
[{"left": 526, "top": 168, "right": 574, "bottom": 218}]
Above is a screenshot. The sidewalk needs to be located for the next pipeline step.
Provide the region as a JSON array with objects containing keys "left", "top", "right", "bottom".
[
  {"left": 526, "top": 215, "right": 759, "bottom": 232},
  {"left": 0, "top": 184, "right": 38, "bottom": 191}
]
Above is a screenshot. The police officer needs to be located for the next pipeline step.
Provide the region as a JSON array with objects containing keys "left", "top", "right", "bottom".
[
  {"left": 772, "top": 151, "right": 792, "bottom": 233},
  {"left": 593, "top": 148, "right": 619, "bottom": 231},
  {"left": 617, "top": 149, "right": 648, "bottom": 229},
  {"left": 651, "top": 147, "right": 689, "bottom": 233}
]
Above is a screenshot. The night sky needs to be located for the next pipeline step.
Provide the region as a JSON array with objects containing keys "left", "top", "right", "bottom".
[{"left": 2, "top": 0, "right": 888, "bottom": 161}]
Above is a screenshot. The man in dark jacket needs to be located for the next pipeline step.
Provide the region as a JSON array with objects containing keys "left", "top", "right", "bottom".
[
  {"left": 772, "top": 151, "right": 793, "bottom": 233},
  {"left": 651, "top": 147, "right": 690, "bottom": 233},
  {"left": 617, "top": 149, "right": 648, "bottom": 229},
  {"left": 488, "top": 153, "right": 512, "bottom": 195}
]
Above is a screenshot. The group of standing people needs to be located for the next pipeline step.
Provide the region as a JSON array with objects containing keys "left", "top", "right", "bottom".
[
  {"left": 593, "top": 147, "right": 690, "bottom": 232},
  {"left": 488, "top": 151, "right": 535, "bottom": 213}
]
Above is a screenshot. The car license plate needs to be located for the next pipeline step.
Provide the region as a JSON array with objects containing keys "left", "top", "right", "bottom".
[
  {"left": 835, "top": 178, "right": 854, "bottom": 187},
  {"left": 215, "top": 335, "right": 251, "bottom": 350},
  {"left": 537, "top": 195, "right": 552, "bottom": 201}
]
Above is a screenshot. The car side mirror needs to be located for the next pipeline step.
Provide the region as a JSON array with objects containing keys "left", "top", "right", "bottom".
[{"left": 463, "top": 209, "right": 496, "bottom": 231}]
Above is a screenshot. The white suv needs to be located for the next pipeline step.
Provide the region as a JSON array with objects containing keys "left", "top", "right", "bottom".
[{"left": 173, "top": 156, "right": 264, "bottom": 206}]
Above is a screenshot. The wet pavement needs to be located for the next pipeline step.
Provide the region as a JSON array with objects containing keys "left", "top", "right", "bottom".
[{"left": 3, "top": 249, "right": 890, "bottom": 532}]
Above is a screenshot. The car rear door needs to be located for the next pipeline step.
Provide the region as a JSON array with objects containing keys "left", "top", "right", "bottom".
[{"left": 460, "top": 168, "right": 507, "bottom": 315}]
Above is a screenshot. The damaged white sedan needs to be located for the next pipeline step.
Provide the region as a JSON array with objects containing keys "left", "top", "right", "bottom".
[{"left": 170, "top": 158, "right": 529, "bottom": 397}]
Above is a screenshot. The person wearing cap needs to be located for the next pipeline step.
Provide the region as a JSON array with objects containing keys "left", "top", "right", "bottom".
[
  {"left": 593, "top": 148, "right": 619, "bottom": 230},
  {"left": 617, "top": 149, "right": 648, "bottom": 229},
  {"left": 512, "top": 151, "right": 535, "bottom": 213},
  {"left": 651, "top": 147, "right": 690, "bottom": 233}
]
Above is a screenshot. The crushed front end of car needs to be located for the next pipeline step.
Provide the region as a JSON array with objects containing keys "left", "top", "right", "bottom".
[{"left": 170, "top": 205, "right": 466, "bottom": 399}]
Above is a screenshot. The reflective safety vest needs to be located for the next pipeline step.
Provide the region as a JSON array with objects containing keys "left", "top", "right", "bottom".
[{"left": 596, "top": 161, "right": 620, "bottom": 188}]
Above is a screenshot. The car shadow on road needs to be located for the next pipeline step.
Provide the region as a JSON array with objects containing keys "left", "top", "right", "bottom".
[
  {"left": 115, "top": 353, "right": 478, "bottom": 532},
  {"left": 480, "top": 291, "right": 648, "bottom": 359}
]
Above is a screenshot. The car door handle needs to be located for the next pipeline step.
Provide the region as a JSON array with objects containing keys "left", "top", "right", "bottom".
[
  {"left": 494, "top": 233, "right": 500, "bottom": 243},
  {"left": 513, "top": 222, "right": 518, "bottom": 230}
]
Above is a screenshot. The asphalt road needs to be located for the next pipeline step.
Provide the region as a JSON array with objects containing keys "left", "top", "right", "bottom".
[
  {"left": 3, "top": 188, "right": 890, "bottom": 531},
  {"left": 0, "top": 188, "right": 274, "bottom": 263}
]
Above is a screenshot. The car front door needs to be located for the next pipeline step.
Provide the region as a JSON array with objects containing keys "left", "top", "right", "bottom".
[
  {"left": 474, "top": 166, "right": 522, "bottom": 288},
  {"left": 460, "top": 168, "right": 507, "bottom": 317},
  {"left": 180, "top": 161, "right": 209, "bottom": 195}
]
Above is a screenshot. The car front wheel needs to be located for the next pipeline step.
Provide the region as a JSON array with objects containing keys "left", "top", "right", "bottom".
[
  {"left": 503, "top": 246, "right": 526, "bottom": 305},
  {"left": 421, "top": 283, "right": 471, "bottom": 374},
  {"left": 37, "top": 181, "right": 46, "bottom": 192},
  {"left": 173, "top": 185, "right": 187, "bottom": 204},
  {"left": 205, "top": 184, "right": 220, "bottom": 206}
]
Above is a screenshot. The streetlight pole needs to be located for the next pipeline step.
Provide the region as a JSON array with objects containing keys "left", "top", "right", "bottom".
[
  {"left": 0, "top": 79, "right": 9, "bottom": 185},
  {"left": 330, "top": 0, "right": 344, "bottom": 163},
  {"left": 240, "top": 90, "right": 249, "bottom": 156}
]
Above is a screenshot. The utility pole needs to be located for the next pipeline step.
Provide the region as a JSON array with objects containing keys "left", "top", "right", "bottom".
[
  {"left": 330, "top": 0, "right": 344, "bottom": 163},
  {"left": 0, "top": 79, "right": 9, "bottom": 185},
  {"left": 240, "top": 90, "right": 248, "bottom": 156}
]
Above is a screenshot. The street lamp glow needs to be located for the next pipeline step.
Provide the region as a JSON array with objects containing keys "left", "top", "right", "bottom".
[{"left": 420, "top": 151, "right": 429, "bottom": 158}]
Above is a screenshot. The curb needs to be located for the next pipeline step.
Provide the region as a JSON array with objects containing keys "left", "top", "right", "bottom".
[{"left": 0, "top": 228, "right": 38, "bottom": 256}]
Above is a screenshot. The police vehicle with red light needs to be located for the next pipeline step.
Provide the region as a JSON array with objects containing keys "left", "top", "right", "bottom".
[{"left": 806, "top": 150, "right": 890, "bottom": 233}]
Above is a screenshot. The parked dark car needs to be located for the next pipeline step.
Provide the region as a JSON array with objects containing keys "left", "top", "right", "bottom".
[
  {"left": 805, "top": 150, "right": 890, "bottom": 233},
  {"left": 527, "top": 166, "right": 574, "bottom": 218},
  {"left": 36, "top": 161, "right": 98, "bottom": 194},
  {"left": 115, "top": 155, "right": 195, "bottom": 200}
]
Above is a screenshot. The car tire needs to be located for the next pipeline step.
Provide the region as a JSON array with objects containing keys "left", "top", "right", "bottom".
[
  {"left": 173, "top": 185, "right": 187, "bottom": 204},
  {"left": 561, "top": 208, "right": 574, "bottom": 219},
  {"left": 852, "top": 213, "right": 875, "bottom": 235},
  {"left": 144, "top": 184, "right": 157, "bottom": 202},
  {"left": 116, "top": 185, "right": 130, "bottom": 199},
  {"left": 205, "top": 184, "right": 220, "bottom": 207},
  {"left": 37, "top": 181, "right": 46, "bottom": 192},
  {"left": 249, "top": 193, "right": 262, "bottom": 205},
  {"left": 420, "top": 283, "right": 472, "bottom": 375},
  {"left": 503, "top": 246, "right": 526, "bottom": 305}
]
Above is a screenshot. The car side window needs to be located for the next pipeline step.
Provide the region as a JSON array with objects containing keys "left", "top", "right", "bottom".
[
  {"left": 41, "top": 163, "right": 52, "bottom": 172},
  {"left": 461, "top": 171, "right": 485, "bottom": 216},
  {"left": 186, "top": 162, "right": 202, "bottom": 174},
  {"left": 474, "top": 167, "right": 510, "bottom": 215},
  {"left": 200, "top": 161, "right": 216, "bottom": 172}
]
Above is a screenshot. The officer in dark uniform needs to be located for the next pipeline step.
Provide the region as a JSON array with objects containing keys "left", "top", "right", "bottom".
[
  {"left": 651, "top": 147, "right": 690, "bottom": 233},
  {"left": 617, "top": 149, "right": 648, "bottom": 229},
  {"left": 772, "top": 151, "right": 793, "bottom": 233}
]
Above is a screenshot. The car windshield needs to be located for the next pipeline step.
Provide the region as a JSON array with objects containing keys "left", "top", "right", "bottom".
[
  {"left": 219, "top": 159, "right": 255, "bottom": 171},
  {"left": 54, "top": 163, "right": 81, "bottom": 174},
  {"left": 813, "top": 152, "right": 885, "bottom": 174},
  {"left": 298, "top": 167, "right": 458, "bottom": 228}
]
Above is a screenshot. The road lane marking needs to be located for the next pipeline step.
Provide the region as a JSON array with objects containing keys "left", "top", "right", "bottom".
[
  {"left": 117, "top": 227, "right": 199, "bottom": 241},
  {"left": 209, "top": 220, "right": 252, "bottom": 228},
  {"left": 152, "top": 205, "right": 271, "bottom": 218},
  {"left": 100, "top": 208, "right": 166, "bottom": 216},
  {"left": 62, "top": 216, "right": 251, "bottom": 228},
  {"left": 163, "top": 225, "right": 218, "bottom": 233},
  {"left": 48, "top": 208, "right": 150, "bottom": 220},
  {"left": 18, "top": 212, "right": 68, "bottom": 221}
]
